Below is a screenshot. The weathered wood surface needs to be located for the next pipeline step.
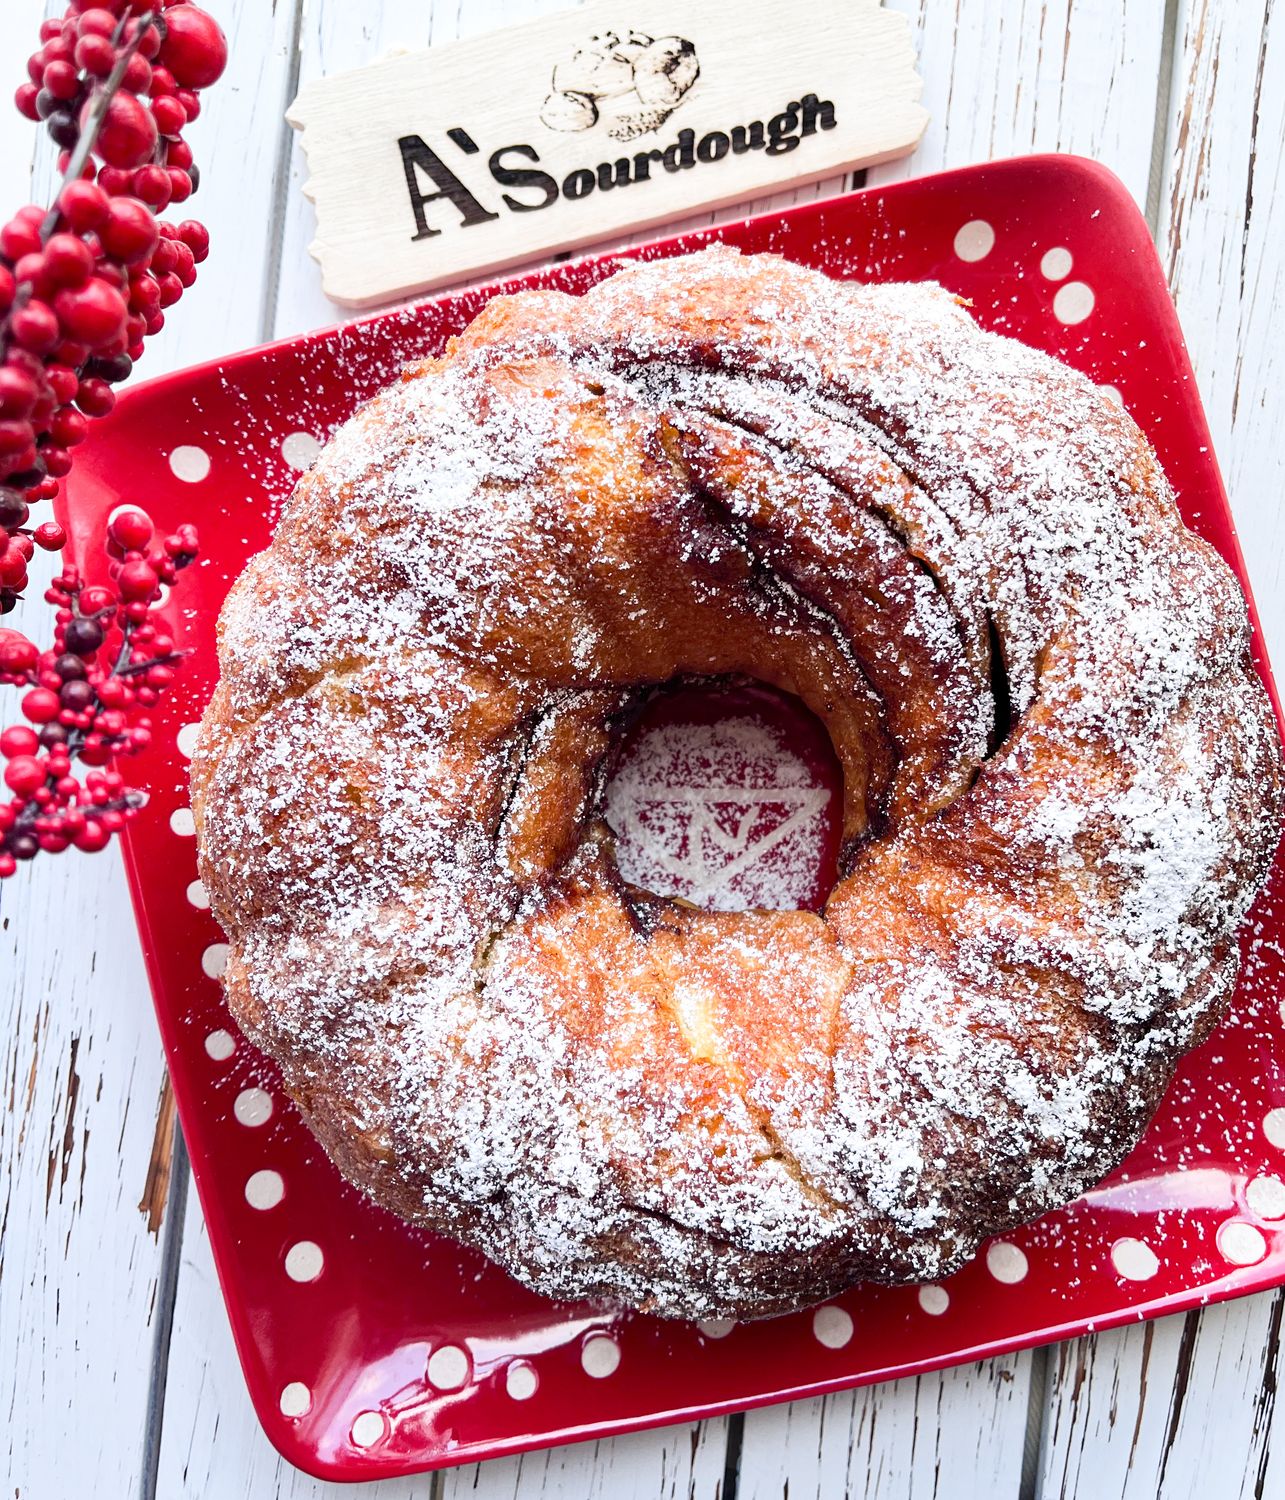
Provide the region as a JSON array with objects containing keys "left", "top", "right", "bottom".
[{"left": 4, "top": 2, "right": 1285, "bottom": 1496}]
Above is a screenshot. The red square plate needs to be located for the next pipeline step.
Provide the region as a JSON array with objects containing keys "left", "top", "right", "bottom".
[{"left": 61, "top": 155, "right": 1285, "bottom": 1482}]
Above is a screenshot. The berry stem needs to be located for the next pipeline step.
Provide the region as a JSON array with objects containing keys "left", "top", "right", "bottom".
[{"left": 36, "top": 14, "right": 158, "bottom": 248}]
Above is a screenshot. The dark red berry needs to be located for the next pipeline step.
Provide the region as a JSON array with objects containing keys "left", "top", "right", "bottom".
[
  {"left": 0, "top": 493, "right": 30, "bottom": 530},
  {"left": 63, "top": 617, "right": 104, "bottom": 655},
  {"left": 58, "top": 680, "right": 95, "bottom": 712}
]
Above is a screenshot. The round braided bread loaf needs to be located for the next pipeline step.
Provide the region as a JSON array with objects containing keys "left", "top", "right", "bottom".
[{"left": 191, "top": 247, "right": 1283, "bottom": 1319}]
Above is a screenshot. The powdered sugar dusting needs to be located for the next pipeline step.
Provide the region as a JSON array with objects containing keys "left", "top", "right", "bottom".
[
  {"left": 605, "top": 716, "right": 830, "bottom": 912},
  {"left": 191, "top": 246, "right": 1282, "bottom": 1321}
]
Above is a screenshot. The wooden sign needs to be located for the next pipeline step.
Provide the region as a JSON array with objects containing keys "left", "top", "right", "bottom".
[{"left": 287, "top": 0, "right": 927, "bottom": 306}]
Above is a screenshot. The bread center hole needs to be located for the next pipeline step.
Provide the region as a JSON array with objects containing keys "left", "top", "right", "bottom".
[{"left": 602, "top": 682, "right": 843, "bottom": 914}]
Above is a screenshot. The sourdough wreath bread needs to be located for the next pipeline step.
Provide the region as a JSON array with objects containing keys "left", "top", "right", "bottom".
[{"left": 191, "top": 247, "right": 1283, "bottom": 1320}]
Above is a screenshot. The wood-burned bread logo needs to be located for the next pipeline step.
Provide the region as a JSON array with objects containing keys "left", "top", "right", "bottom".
[{"left": 539, "top": 30, "right": 699, "bottom": 141}]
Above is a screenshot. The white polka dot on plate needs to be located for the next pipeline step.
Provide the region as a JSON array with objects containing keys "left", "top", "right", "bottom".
[
  {"left": 812, "top": 1305, "right": 853, "bottom": 1348},
  {"left": 245, "top": 1168, "right": 284, "bottom": 1210},
  {"left": 203, "top": 1028, "right": 235, "bottom": 1062},
  {"left": 349, "top": 1410, "right": 385, "bottom": 1448},
  {"left": 284, "top": 1240, "right": 324, "bottom": 1282},
  {"left": 169, "top": 444, "right": 211, "bottom": 482},
  {"left": 1218, "top": 1220, "right": 1267, "bottom": 1266},
  {"left": 986, "top": 1241, "right": 1029, "bottom": 1284},
  {"left": 201, "top": 942, "right": 229, "bottom": 980},
  {"left": 953, "top": 219, "right": 995, "bottom": 262},
  {"left": 1053, "top": 281, "right": 1095, "bottom": 324},
  {"left": 918, "top": 1285, "right": 949, "bottom": 1316},
  {"left": 1100, "top": 383, "right": 1124, "bottom": 406},
  {"left": 697, "top": 1318, "right": 735, "bottom": 1339},
  {"left": 176, "top": 723, "right": 200, "bottom": 759},
  {"left": 186, "top": 879, "right": 209, "bottom": 910},
  {"left": 281, "top": 431, "right": 323, "bottom": 471},
  {"left": 1264, "top": 1108, "right": 1285, "bottom": 1149},
  {"left": 279, "top": 1381, "right": 311, "bottom": 1418},
  {"left": 581, "top": 1332, "right": 621, "bottom": 1378},
  {"left": 170, "top": 807, "right": 195, "bottom": 837},
  {"left": 1040, "top": 246, "right": 1073, "bottom": 280},
  {"left": 427, "top": 1343, "right": 470, "bottom": 1390},
  {"left": 1247, "top": 1175, "right": 1285, "bottom": 1222},
  {"left": 505, "top": 1360, "right": 538, "bottom": 1401},
  {"left": 1110, "top": 1237, "right": 1160, "bottom": 1281},
  {"left": 232, "top": 1087, "right": 272, "bottom": 1127}
]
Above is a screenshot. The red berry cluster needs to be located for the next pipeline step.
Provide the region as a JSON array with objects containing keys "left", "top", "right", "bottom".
[
  {"left": 0, "top": 504, "right": 198, "bottom": 877},
  {"left": 2, "top": 0, "right": 225, "bottom": 614}
]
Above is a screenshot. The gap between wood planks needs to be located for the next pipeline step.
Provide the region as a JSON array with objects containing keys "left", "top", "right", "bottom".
[{"left": 132, "top": 1, "right": 1187, "bottom": 1494}]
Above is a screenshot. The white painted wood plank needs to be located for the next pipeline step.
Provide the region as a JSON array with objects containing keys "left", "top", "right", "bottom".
[
  {"left": 870, "top": 0, "right": 1169, "bottom": 208},
  {"left": 1036, "top": 0, "right": 1285, "bottom": 1491},
  {"left": 1037, "top": 1297, "right": 1283, "bottom": 1499},
  {"left": 0, "top": 847, "right": 173, "bottom": 1495},
  {"left": 0, "top": 1, "right": 303, "bottom": 1496},
  {"left": 0, "top": 0, "right": 50, "bottom": 213},
  {"left": 1160, "top": 0, "right": 1285, "bottom": 659},
  {"left": 439, "top": 1418, "right": 730, "bottom": 1500},
  {"left": 736, "top": 1355, "right": 1033, "bottom": 1500}
]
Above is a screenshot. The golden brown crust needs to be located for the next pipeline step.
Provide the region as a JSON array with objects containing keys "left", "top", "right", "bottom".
[{"left": 191, "top": 248, "right": 1283, "bottom": 1319}]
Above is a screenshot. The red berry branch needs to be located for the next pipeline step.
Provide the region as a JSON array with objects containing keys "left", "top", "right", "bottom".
[{"left": 0, "top": 0, "right": 227, "bottom": 880}]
